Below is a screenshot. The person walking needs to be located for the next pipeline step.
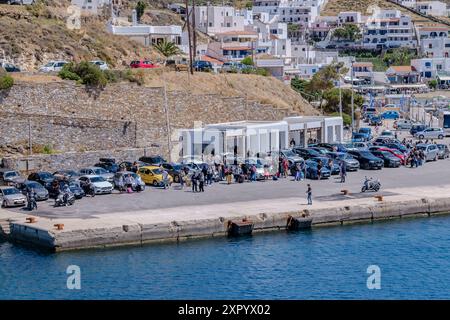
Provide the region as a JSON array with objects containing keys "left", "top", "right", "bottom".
[
  {"left": 306, "top": 184, "right": 312, "bottom": 205},
  {"left": 162, "top": 169, "right": 170, "bottom": 190},
  {"left": 295, "top": 162, "right": 302, "bottom": 181},
  {"left": 282, "top": 158, "right": 289, "bottom": 178},
  {"left": 117, "top": 173, "right": 125, "bottom": 193},
  {"left": 340, "top": 160, "right": 347, "bottom": 183},
  {"left": 317, "top": 160, "right": 323, "bottom": 180},
  {"left": 198, "top": 171, "right": 205, "bottom": 192},
  {"left": 226, "top": 166, "right": 233, "bottom": 185}
]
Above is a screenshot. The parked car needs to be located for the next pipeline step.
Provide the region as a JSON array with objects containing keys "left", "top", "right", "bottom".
[
  {"left": 0, "top": 169, "right": 24, "bottom": 186},
  {"left": 314, "top": 143, "right": 347, "bottom": 153},
  {"left": 78, "top": 175, "right": 113, "bottom": 194},
  {"left": 130, "top": 60, "right": 158, "bottom": 68},
  {"left": 89, "top": 60, "right": 109, "bottom": 70},
  {"left": 309, "top": 157, "right": 340, "bottom": 175},
  {"left": 382, "top": 142, "right": 408, "bottom": 154},
  {"left": 358, "top": 127, "right": 372, "bottom": 141},
  {"left": 304, "top": 160, "right": 331, "bottom": 180},
  {"left": 78, "top": 167, "right": 114, "bottom": 183},
  {"left": 193, "top": 60, "right": 213, "bottom": 72},
  {"left": 327, "top": 152, "right": 360, "bottom": 171},
  {"left": 395, "top": 119, "right": 413, "bottom": 130},
  {"left": 161, "top": 163, "right": 185, "bottom": 183},
  {"left": 270, "top": 149, "right": 304, "bottom": 169},
  {"left": 39, "top": 60, "right": 68, "bottom": 72},
  {"left": 410, "top": 124, "right": 428, "bottom": 136},
  {"left": 369, "top": 146, "right": 406, "bottom": 165},
  {"left": 0, "top": 186, "right": 27, "bottom": 208},
  {"left": 113, "top": 171, "right": 145, "bottom": 191},
  {"left": 347, "top": 150, "right": 383, "bottom": 170},
  {"left": 27, "top": 171, "right": 55, "bottom": 189},
  {"left": 414, "top": 127, "right": 445, "bottom": 140},
  {"left": 436, "top": 144, "right": 450, "bottom": 159},
  {"left": 0, "top": 61, "right": 20, "bottom": 72},
  {"left": 138, "top": 166, "right": 173, "bottom": 187},
  {"left": 292, "top": 147, "right": 323, "bottom": 160},
  {"left": 53, "top": 170, "right": 80, "bottom": 180},
  {"left": 118, "top": 161, "right": 147, "bottom": 172},
  {"left": 352, "top": 132, "right": 368, "bottom": 142},
  {"left": 165, "top": 57, "right": 189, "bottom": 72},
  {"left": 369, "top": 150, "right": 401, "bottom": 168},
  {"left": 380, "top": 130, "right": 395, "bottom": 138},
  {"left": 1, "top": 0, "right": 35, "bottom": 4},
  {"left": 15, "top": 181, "right": 49, "bottom": 201},
  {"left": 139, "top": 156, "right": 167, "bottom": 166},
  {"left": 67, "top": 180, "right": 85, "bottom": 199},
  {"left": 369, "top": 116, "right": 382, "bottom": 126},
  {"left": 415, "top": 144, "right": 439, "bottom": 162},
  {"left": 94, "top": 161, "right": 119, "bottom": 173},
  {"left": 381, "top": 111, "right": 399, "bottom": 120}
]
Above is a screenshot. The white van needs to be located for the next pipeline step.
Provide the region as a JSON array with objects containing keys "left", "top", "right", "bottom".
[{"left": 39, "top": 61, "right": 68, "bottom": 73}]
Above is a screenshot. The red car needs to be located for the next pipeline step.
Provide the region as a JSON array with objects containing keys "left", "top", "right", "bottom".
[
  {"left": 371, "top": 147, "right": 406, "bottom": 165},
  {"left": 130, "top": 60, "right": 158, "bottom": 68}
]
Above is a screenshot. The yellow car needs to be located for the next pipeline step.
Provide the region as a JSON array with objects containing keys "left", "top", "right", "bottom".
[{"left": 138, "top": 166, "right": 173, "bottom": 187}]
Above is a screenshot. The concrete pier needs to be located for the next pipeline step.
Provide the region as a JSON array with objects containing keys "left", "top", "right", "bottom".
[{"left": 1, "top": 185, "right": 450, "bottom": 252}]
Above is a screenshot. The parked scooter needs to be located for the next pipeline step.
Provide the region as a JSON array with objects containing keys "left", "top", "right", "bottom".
[
  {"left": 54, "top": 191, "right": 76, "bottom": 207},
  {"left": 361, "top": 176, "right": 381, "bottom": 192},
  {"left": 26, "top": 189, "right": 37, "bottom": 211}
]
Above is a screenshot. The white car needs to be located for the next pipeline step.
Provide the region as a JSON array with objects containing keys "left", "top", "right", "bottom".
[
  {"left": 90, "top": 60, "right": 109, "bottom": 70},
  {"left": 3, "top": 0, "right": 35, "bottom": 4},
  {"left": 414, "top": 127, "right": 445, "bottom": 140},
  {"left": 39, "top": 60, "right": 68, "bottom": 73},
  {"left": 78, "top": 175, "right": 113, "bottom": 195}
]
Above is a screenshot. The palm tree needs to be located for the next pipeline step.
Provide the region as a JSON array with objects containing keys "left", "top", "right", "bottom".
[{"left": 153, "top": 40, "right": 181, "bottom": 58}]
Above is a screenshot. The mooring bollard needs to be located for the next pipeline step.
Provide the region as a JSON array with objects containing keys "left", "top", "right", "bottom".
[
  {"left": 341, "top": 189, "right": 349, "bottom": 195},
  {"left": 54, "top": 224, "right": 64, "bottom": 230},
  {"left": 375, "top": 195, "right": 383, "bottom": 201},
  {"left": 26, "top": 217, "right": 36, "bottom": 223},
  {"left": 287, "top": 215, "right": 313, "bottom": 231},
  {"left": 227, "top": 219, "right": 253, "bottom": 237}
]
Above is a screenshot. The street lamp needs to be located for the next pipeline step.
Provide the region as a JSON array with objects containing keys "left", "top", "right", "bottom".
[{"left": 350, "top": 58, "right": 355, "bottom": 132}]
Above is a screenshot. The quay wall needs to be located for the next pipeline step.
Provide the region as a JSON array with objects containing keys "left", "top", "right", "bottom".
[{"left": 3, "top": 197, "right": 450, "bottom": 252}]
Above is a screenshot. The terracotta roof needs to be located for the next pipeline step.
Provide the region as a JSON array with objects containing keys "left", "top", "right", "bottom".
[
  {"left": 222, "top": 45, "right": 252, "bottom": 51},
  {"left": 270, "top": 34, "right": 279, "bottom": 40},
  {"left": 387, "top": 66, "right": 417, "bottom": 73},
  {"left": 200, "top": 55, "right": 224, "bottom": 65}
]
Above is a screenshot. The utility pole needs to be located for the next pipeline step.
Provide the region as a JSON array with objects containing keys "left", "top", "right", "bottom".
[
  {"left": 192, "top": 0, "right": 197, "bottom": 61},
  {"left": 185, "top": 0, "right": 194, "bottom": 74},
  {"left": 162, "top": 71, "right": 172, "bottom": 162},
  {"left": 28, "top": 119, "right": 32, "bottom": 155},
  {"left": 351, "top": 59, "right": 355, "bottom": 132}
]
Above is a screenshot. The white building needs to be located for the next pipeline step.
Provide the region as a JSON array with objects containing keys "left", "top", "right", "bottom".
[
  {"left": 252, "top": 18, "right": 292, "bottom": 59},
  {"left": 416, "top": 25, "right": 450, "bottom": 58},
  {"left": 189, "top": 5, "right": 250, "bottom": 36},
  {"left": 415, "top": 1, "right": 449, "bottom": 17},
  {"left": 337, "top": 11, "right": 363, "bottom": 25},
  {"left": 396, "top": 0, "right": 417, "bottom": 8},
  {"left": 284, "top": 116, "right": 344, "bottom": 146},
  {"left": 107, "top": 24, "right": 182, "bottom": 46},
  {"left": 206, "top": 30, "right": 258, "bottom": 62},
  {"left": 362, "top": 9, "right": 417, "bottom": 49},
  {"left": 252, "top": 0, "right": 325, "bottom": 28},
  {"left": 71, "top": 0, "right": 110, "bottom": 14},
  {"left": 411, "top": 57, "right": 450, "bottom": 79}
]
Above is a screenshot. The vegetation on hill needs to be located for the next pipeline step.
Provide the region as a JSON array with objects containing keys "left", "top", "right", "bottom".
[{"left": 0, "top": 67, "right": 14, "bottom": 90}]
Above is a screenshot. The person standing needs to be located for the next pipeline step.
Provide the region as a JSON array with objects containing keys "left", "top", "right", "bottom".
[
  {"left": 191, "top": 171, "right": 198, "bottom": 192},
  {"left": 198, "top": 171, "right": 205, "bottom": 192},
  {"left": 340, "top": 160, "right": 347, "bottom": 183},
  {"left": 306, "top": 184, "right": 312, "bottom": 205},
  {"left": 317, "top": 160, "right": 323, "bottom": 180}
]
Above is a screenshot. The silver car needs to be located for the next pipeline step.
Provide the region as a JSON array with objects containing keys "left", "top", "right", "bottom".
[
  {"left": 16, "top": 181, "right": 49, "bottom": 201},
  {"left": 416, "top": 143, "right": 439, "bottom": 161},
  {"left": 0, "top": 186, "right": 27, "bottom": 208},
  {"left": 414, "top": 127, "right": 445, "bottom": 140},
  {"left": 0, "top": 169, "right": 24, "bottom": 186},
  {"left": 79, "top": 167, "right": 114, "bottom": 183}
]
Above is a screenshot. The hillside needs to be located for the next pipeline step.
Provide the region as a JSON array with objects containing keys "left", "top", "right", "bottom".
[{"left": 0, "top": 1, "right": 160, "bottom": 71}]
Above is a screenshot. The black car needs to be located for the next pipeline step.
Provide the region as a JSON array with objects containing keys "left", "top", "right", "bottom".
[
  {"left": 161, "top": 163, "right": 185, "bottom": 183},
  {"left": 138, "top": 156, "right": 167, "bottom": 166},
  {"left": 193, "top": 60, "right": 212, "bottom": 72},
  {"left": 53, "top": 170, "right": 80, "bottom": 180},
  {"left": 118, "top": 161, "right": 147, "bottom": 172},
  {"left": 27, "top": 171, "right": 55, "bottom": 189},
  {"left": 95, "top": 162, "right": 119, "bottom": 173},
  {"left": 347, "top": 150, "right": 384, "bottom": 170},
  {"left": 0, "top": 62, "right": 21, "bottom": 72},
  {"left": 292, "top": 147, "right": 323, "bottom": 160},
  {"left": 370, "top": 150, "right": 401, "bottom": 168}
]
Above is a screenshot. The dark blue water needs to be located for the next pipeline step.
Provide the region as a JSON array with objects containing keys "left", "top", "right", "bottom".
[{"left": 1, "top": 215, "right": 450, "bottom": 299}]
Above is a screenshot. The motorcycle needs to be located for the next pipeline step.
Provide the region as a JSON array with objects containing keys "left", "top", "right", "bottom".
[
  {"left": 54, "top": 192, "right": 76, "bottom": 207},
  {"left": 361, "top": 176, "right": 381, "bottom": 192}
]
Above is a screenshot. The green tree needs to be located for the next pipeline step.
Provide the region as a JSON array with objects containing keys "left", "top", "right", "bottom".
[
  {"left": 322, "top": 88, "right": 364, "bottom": 115},
  {"left": 429, "top": 79, "right": 438, "bottom": 90},
  {"left": 241, "top": 56, "right": 253, "bottom": 66},
  {"left": 0, "top": 68, "right": 14, "bottom": 90},
  {"left": 58, "top": 61, "right": 107, "bottom": 88},
  {"left": 136, "top": 1, "right": 147, "bottom": 22},
  {"left": 383, "top": 48, "right": 415, "bottom": 67},
  {"left": 332, "top": 24, "right": 361, "bottom": 41},
  {"left": 154, "top": 40, "right": 181, "bottom": 58}
]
